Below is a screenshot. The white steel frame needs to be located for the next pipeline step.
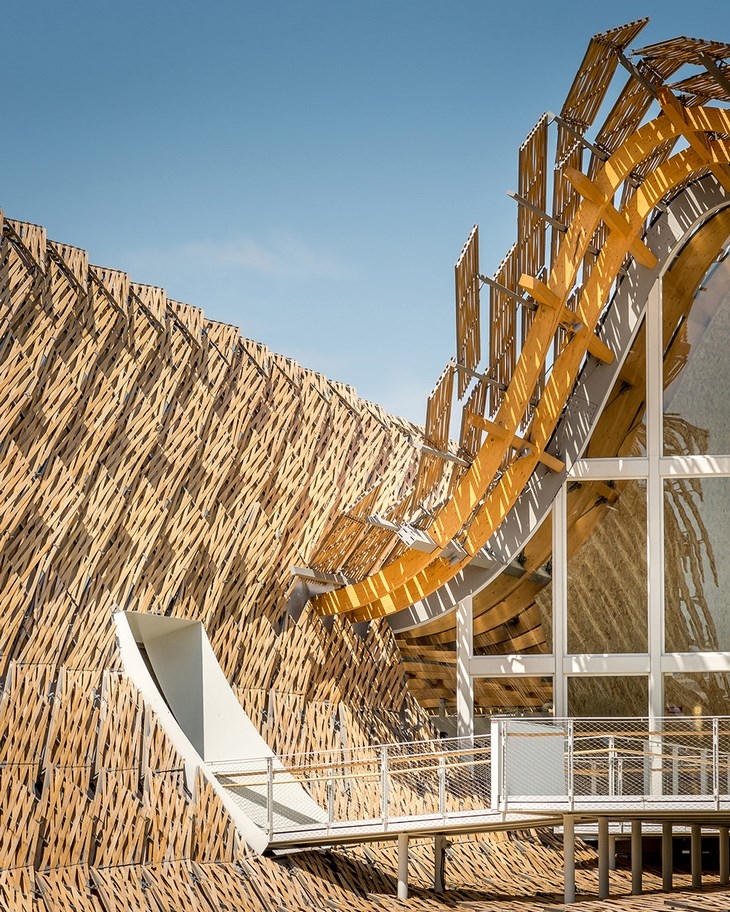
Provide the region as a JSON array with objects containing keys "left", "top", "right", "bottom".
[{"left": 457, "top": 221, "right": 730, "bottom": 733}]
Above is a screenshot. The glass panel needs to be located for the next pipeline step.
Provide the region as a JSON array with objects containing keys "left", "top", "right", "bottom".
[
  {"left": 567, "top": 479, "right": 647, "bottom": 654},
  {"left": 473, "top": 511, "right": 552, "bottom": 657},
  {"left": 664, "top": 672, "right": 730, "bottom": 718},
  {"left": 583, "top": 316, "right": 647, "bottom": 459},
  {"left": 427, "top": 679, "right": 554, "bottom": 735},
  {"left": 475, "top": 677, "right": 553, "bottom": 718},
  {"left": 663, "top": 226, "right": 730, "bottom": 455},
  {"left": 568, "top": 675, "right": 647, "bottom": 717},
  {"left": 665, "top": 476, "right": 730, "bottom": 652}
]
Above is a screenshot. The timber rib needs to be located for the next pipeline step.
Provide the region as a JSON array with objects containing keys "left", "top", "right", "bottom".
[{"left": 312, "top": 104, "right": 730, "bottom": 622}]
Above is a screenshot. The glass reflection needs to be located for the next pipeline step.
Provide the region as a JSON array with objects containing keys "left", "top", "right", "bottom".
[
  {"left": 475, "top": 677, "right": 553, "bottom": 716},
  {"left": 568, "top": 675, "right": 647, "bottom": 717},
  {"left": 665, "top": 476, "right": 730, "bottom": 653},
  {"left": 665, "top": 672, "right": 730, "bottom": 717},
  {"left": 663, "top": 230, "right": 730, "bottom": 455},
  {"left": 567, "top": 479, "right": 647, "bottom": 654},
  {"left": 582, "top": 319, "right": 647, "bottom": 459},
  {"left": 473, "top": 511, "right": 552, "bottom": 657}
]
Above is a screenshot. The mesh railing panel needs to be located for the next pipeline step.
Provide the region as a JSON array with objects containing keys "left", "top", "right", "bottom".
[{"left": 210, "top": 718, "right": 730, "bottom": 840}]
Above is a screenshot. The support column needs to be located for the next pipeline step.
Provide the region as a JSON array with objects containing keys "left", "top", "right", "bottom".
[
  {"left": 646, "top": 279, "right": 665, "bottom": 726},
  {"left": 631, "top": 819, "right": 642, "bottom": 895},
  {"left": 662, "top": 821, "right": 673, "bottom": 891},
  {"left": 564, "top": 815, "right": 576, "bottom": 904},
  {"left": 456, "top": 596, "right": 474, "bottom": 740},
  {"left": 434, "top": 834, "right": 446, "bottom": 894},
  {"left": 720, "top": 826, "right": 729, "bottom": 885},
  {"left": 598, "top": 816, "right": 609, "bottom": 899},
  {"left": 691, "top": 824, "right": 702, "bottom": 888},
  {"left": 552, "top": 484, "right": 568, "bottom": 718},
  {"left": 397, "top": 833, "right": 409, "bottom": 900}
]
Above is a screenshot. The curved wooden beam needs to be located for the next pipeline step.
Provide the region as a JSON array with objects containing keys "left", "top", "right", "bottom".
[{"left": 313, "top": 103, "right": 730, "bottom": 622}]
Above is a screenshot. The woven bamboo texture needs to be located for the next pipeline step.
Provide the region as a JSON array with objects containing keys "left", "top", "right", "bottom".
[{"left": 1, "top": 19, "right": 730, "bottom": 912}]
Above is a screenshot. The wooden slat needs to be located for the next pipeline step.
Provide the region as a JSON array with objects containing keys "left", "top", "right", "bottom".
[
  {"left": 488, "top": 244, "right": 519, "bottom": 415},
  {"left": 455, "top": 225, "right": 480, "bottom": 397},
  {"left": 315, "top": 104, "right": 730, "bottom": 621}
]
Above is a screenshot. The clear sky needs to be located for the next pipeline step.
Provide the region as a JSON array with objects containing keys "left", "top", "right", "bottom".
[{"left": 3, "top": 1, "right": 727, "bottom": 423}]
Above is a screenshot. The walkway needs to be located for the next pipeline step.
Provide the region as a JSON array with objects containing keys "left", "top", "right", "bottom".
[{"left": 209, "top": 716, "right": 730, "bottom": 903}]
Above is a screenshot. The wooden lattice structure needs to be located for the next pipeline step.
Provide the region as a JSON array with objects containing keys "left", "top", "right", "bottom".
[
  {"left": 310, "top": 23, "right": 730, "bottom": 631},
  {"left": 1, "top": 18, "right": 730, "bottom": 912}
]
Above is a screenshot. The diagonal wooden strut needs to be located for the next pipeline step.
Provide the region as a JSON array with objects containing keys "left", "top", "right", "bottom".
[{"left": 312, "top": 104, "right": 730, "bottom": 622}]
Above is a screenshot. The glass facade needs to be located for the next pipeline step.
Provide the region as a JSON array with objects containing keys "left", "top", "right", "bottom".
[
  {"left": 466, "top": 207, "right": 730, "bottom": 724},
  {"left": 664, "top": 672, "right": 730, "bottom": 718},
  {"left": 568, "top": 675, "right": 647, "bottom": 718},
  {"left": 460, "top": 201, "right": 730, "bottom": 719},
  {"left": 665, "top": 476, "right": 730, "bottom": 653},
  {"left": 664, "top": 252, "right": 730, "bottom": 455},
  {"left": 473, "top": 511, "right": 552, "bottom": 657},
  {"left": 477, "top": 676, "right": 553, "bottom": 715},
  {"left": 567, "top": 479, "right": 647, "bottom": 654},
  {"left": 583, "top": 319, "right": 647, "bottom": 460}
]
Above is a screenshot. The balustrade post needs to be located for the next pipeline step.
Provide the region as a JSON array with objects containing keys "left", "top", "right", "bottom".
[
  {"left": 713, "top": 717, "right": 720, "bottom": 808},
  {"left": 567, "top": 720, "right": 574, "bottom": 811},
  {"left": 327, "top": 765, "right": 335, "bottom": 830},
  {"left": 381, "top": 745, "right": 389, "bottom": 830},
  {"left": 608, "top": 736, "right": 616, "bottom": 797},
  {"left": 266, "top": 756, "right": 274, "bottom": 837},
  {"left": 438, "top": 754, "right": 446, "bottom": 816},
  {"left": 501, "top": 720, "right": 508, "bottom": 812},
  {"left": 650, "top": 729, "right": 663, "bottom": 797},
  {"left": 618, "top": 758, "right": 624, "bottom": 796},
  {"left": 489, "top": 717, "right": 502, "bottom": 810}
]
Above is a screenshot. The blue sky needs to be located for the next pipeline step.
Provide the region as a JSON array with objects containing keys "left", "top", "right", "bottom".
[{"left": 3, "top": 1, "right": 728, "bottom": 422}]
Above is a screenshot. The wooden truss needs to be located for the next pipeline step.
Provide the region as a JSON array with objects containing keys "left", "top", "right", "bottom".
[{"left": 310, "top": 26, "right": 730, "bottom": 623}]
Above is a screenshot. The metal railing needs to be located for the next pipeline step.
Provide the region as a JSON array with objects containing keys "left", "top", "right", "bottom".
[
  {"left": 208, "top": 716, "right": 730, "bottom": 843},
  {"left": 209, "top": 734, "right": 491, "bottom": 839},
  {"left": 492, "top": 716, "right": 730, "bottom": 812}
]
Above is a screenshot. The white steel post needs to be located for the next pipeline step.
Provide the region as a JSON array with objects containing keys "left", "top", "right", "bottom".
[
  {"left": 456, "top": 596, "right": 474, "bottom": 740},
  {"left": 438, "top": 754, "right": 446, "bottom": 816},
  {"left": 713, "top": 718, "right": 720, "bottom": 808},
  {"left": 552, "top": 485, "right": 568, "bottom": 718},
  {"left": 608, "top": 736, "right": 616, "bottom": 797},
  {"left": 567, "top": 720, "right": 575, "bottom": 811},
  {"left": 381, "top": 745, "right": 389, "bottom": 830},
  {"left": 490, "top": 716, "right": 502, "bottom": 809},
  {"left": 646, "top": 279, "right": 664, "bottom": 726},
  {"left": 266, "top": 756, "right": 274, "bottom": 837}
]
